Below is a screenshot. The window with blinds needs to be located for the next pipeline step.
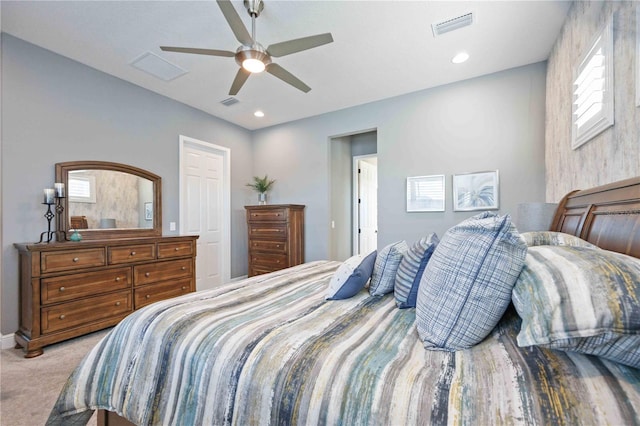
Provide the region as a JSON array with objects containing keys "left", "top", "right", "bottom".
[
  {"left": 572, "top": 18, "right": 614, "bottom": 150},
  {"left": 69, "top": 174, "right": 97, "bottom": 203}
]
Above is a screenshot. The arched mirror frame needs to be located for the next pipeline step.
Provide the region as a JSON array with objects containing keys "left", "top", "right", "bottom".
[{"left": 55, "top": 161, "right": 162, "bottom": 240}]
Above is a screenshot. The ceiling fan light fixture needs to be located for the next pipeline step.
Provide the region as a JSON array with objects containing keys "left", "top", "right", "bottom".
[
  {"left": 243, "top": 58, "right": 266, "bottom": 73},
  {"left": 236, "top": 47, "right": 270, "bottom": 73}
]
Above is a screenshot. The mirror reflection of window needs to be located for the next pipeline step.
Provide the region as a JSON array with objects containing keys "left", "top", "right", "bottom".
[{"left": 68, "top": 173, "right": 96, "bottom": 203}]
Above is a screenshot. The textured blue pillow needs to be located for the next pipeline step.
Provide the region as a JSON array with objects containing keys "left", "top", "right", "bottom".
[
  {"left": 369, "top": 241, "right": 408, "bottom": 296},
  {"left": 394, "top": 233, "right": 439, "bottom": 308},
  {"left": 416, "top": 212, "right": 527, "bottom": 350},
  {"left": 326, "top": 250, "right": 377, "bottom": 300}
]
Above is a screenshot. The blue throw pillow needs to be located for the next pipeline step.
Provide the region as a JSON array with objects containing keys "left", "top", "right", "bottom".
[
  {"left": 394, "top": 233, "right": 439, "bottom": 308},
  {"left": 369, "top": 241, "right": 408, "bottom": 296},
  {"left": 326, "top": 250, "right": 377, "bottom": 300},
  {"left": 415, "top": 212, "right": 527, "bottom": 350}
]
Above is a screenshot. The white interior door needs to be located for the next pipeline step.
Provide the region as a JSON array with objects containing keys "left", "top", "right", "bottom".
[
  {"left": 180, "top": 136, "right": 230, "bottom": 290},
  {"left": 355, "top": 158, "right": 378, "bottom": 254}
]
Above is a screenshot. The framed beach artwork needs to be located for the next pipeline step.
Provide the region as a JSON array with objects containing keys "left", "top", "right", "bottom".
[
  {"left": 453, "top": 170, "right": 499, "bottom": 211},
  {"left": 406, "top": 175, "right": 445, "bottom": 212}
]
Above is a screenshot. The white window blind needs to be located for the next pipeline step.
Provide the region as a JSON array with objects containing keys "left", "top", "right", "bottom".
[
  {"left": 69, "top": 175, "right": 96, "bottom": 203},
  {"left": 572, "top": 18, "right": 614, "bottom": 149}
]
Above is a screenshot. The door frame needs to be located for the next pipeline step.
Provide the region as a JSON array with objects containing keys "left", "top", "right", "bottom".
[
  {"left": 352, "top": 154, "right": 378, "bottom": 256},
  {"left": 179, "top": 135, "right": 231, "bottom": 286}
]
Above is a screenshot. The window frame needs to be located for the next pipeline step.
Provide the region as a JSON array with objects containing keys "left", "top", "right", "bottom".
[{"left": 571, "top": 18, "right": 614, "bottom": 150}]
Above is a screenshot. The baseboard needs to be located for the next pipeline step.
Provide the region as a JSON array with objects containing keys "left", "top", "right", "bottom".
[{"left": 1, "top": 333, "right": 15, "bottom": 350}]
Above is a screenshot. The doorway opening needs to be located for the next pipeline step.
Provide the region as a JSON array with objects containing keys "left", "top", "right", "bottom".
[{"left": 329, "top": 130, "right": 377, "bottom": 260}]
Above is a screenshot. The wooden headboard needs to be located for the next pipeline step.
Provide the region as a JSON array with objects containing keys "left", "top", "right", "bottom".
[{"left": 550, "top": 177, "right": 640, "bottom": 259}]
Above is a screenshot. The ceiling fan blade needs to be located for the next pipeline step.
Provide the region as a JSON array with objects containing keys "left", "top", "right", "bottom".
[
  {"left": 216, "top": 0, "right": 253, "bottom": 46},
  {"left": 160, "top": 46, "right": 235, "bottom": 57},
  {"left": 266, "top": 63, "right": 311, "bottom": 93},
  {"left": 267, "top": 33, "right": 333, "bottom": 58},
  {"left": 229, "top": 68, "right": 251, "bottom": 95}
]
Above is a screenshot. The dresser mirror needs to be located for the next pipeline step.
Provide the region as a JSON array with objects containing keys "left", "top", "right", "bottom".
[{"left": 55, "top": 161, "right": 162, "bottom": 240}]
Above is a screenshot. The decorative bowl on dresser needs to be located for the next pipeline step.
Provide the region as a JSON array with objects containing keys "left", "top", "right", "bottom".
[{"left": 245, "top": 204, "right": 305, "bottom": 277}]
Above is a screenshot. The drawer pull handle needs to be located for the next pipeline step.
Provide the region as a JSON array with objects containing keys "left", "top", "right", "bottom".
[
  {"left": 276, "top": 260, "right": 281, "bottom": 264},
  {"left": 115, "top": 301, "right": 121, "bottom": 306},
  {"left": 59, "top": 314, "right": 66, "bottom": 320},
  {"left": 59, "top": 286, "right": 65, "bottom": 292},
  {"left": 276, "top": 245, "right": 281, "bottom": 248},
  {"left": 145, "top": 272, "right": 150, "bottom": 277},
  {"left": 181, "top": 266, "right": 186, "bottom": 270},
  {"left": 72, "top": 257, "right": 79, "bottom": 262},
  {"left": 130, "top": 251, "right": 136, "bottom": 256},
  {"left": 146, "top": 295, "right": 151, "bottom": 299},
  {"left": 181, "top": 286, "right": 187, "bottom": 290},
  {"left": 175, "top": 247, "right": 180, "bottom": 251}
]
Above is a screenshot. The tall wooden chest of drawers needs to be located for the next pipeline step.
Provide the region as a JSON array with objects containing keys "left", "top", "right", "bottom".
[
  {"left": 14, "top": 235, "right": 198, "bottom": 358},
  {"left": 245, "top": 205, "right": 305, "bottom": 277}
]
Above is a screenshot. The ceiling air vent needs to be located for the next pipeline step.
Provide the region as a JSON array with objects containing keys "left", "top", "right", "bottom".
[
  {"left": 431, "top": 12, "right": 474, "bottom": 37},
  {"left": 221, "top": 97, "right": 239, "bottom": 107},
  {"left": 130, "top": 51, "right": 187, "bottom": 81}
]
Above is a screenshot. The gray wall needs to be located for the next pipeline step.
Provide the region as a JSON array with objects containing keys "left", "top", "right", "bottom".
[
  {"left": 329, "top": 136, "right": 352, "bottom": 261},
  {"left": 545, "top": 1, "right": 639, "bottom": 201},
  {"left": 1, "top": 34, "right": 254, "bottom": 335},
  {"left": 252, "top": 62, "right": 548, "bottom": 260}
]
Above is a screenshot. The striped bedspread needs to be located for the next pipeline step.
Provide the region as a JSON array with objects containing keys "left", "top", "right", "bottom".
[{"left": 47, "top": 261, "right": 640, "bottom": 425}]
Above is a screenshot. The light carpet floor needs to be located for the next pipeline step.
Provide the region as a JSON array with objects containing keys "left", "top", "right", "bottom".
[{"left": 0, "top": 328, "right": 110, "bottom": 426}]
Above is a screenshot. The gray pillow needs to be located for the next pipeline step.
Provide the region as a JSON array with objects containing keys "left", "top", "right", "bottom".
[
  {"left": 394, "top": 233, "right": 439, "bottom": 308},
  {"left": 513, "top": 245, "right": 640, "bottom": 369},
  {"left": 369, "top": 241, "right": 408, "bottom": 296},
  {"left": 416, "top": 212, "right": 527, "bottom": 350}
]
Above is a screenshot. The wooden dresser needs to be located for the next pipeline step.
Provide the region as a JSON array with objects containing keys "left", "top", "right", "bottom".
[
  {"left": 14, "top": 235, "right": 198, "bottom": 358},
  {"left": 245, "top": 205, "right": 305, "bottom": 277}
]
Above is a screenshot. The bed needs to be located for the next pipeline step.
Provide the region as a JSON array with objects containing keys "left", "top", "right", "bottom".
[{"left": 47, "top": 177, "right": 640, "bottom": 426}]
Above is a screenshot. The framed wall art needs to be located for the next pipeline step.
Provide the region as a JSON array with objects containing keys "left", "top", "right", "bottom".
[
  {"left": 406, "top": 175, "right": 445, "bottom": 212},
  {"left": 144, "top": 202, "right": 153, "bottom": 221},
  {"left": 453, "top": 170, "right": 499, "bottom": 211}
]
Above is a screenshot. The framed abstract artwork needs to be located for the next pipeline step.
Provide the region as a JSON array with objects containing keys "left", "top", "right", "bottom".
[
  {"left": 453, "top": 170, "right": 499, "bottom": 211},
  {"left": 406, "top": 175, "right": 445, "bottom": 212}
]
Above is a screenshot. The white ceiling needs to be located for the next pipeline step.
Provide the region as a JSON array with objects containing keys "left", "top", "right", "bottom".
[{"left": 1, "top": 0, "right": 572, "bottom": 130}]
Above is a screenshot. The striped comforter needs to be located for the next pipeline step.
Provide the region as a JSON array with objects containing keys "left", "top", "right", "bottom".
[{"left": 47, "top": 261, "right": 640, "bottom": 425}]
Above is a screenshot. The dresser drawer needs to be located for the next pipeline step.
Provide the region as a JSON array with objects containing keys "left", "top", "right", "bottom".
[
  {"left": 41, "top": 248, "right": 106, "bottom": 274},
  {"left": 249, "top": 240, "right": 287, "bottom": 254},
  {"left": 158, "top": 241, "right": 194, "bottom": 259},
  {"left": 41, "top": 267, "right": 131, "bottom": 305},
  {"left": 249, "top": 224, "right": 288, "bottom": 239},
  {"left": 108, "top": 244, "right": 156, "bottom": 265},
  {"left": 41, "top": 290, "right": 132, "bottom": 334},
  {"left": 250, "top": 265, "right": 282, "bottom": 276},
  {"left": 250, "top": 252, "right": 288, "bottom": 269},
  {"left": 248, "top": 208, "right": 287, "bottom": 222},
  {"left": 134, "top": 278, "right": 193, "bottom": 309},
  {"left": 134, "top": 259, "right": 192, "bottom": 286}
]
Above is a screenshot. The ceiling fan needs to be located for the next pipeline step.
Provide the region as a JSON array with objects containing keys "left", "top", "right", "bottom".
[{"left": 161, "top": 0, "right": 334, "bottom": 95}]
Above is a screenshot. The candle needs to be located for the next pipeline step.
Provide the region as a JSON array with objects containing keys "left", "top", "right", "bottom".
[
  {"left": 54, "top": 182, "right": 65, "bottom": 198},
  {"left": 44, "top": 188, "right": 55, "bottom": 204}
]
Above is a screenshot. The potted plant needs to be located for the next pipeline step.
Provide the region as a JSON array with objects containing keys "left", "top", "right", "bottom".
[{"left": 247, "top": 175, "right": 276, "bottom": 205}]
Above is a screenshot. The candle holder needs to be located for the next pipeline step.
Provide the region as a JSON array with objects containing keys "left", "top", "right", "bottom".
[
  {"left": 38, "top": 203, "right": 56, "bottom": 243},
  {"left": 54, "top": 196, "right": 68, "bottom": 242},
  {"left": 38, "top": 196, "right": 68, "bottom": 243}
]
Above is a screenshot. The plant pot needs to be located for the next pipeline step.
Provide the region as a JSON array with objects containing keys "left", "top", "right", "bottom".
[{"left": 258, "top": 193, "right": 267, "bottom": 205}]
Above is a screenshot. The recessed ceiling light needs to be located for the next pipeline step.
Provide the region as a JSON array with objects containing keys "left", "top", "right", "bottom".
[
  {"left": 254, "top": 110, "right": 265, "bottom": 118},
  {"left": 452, "top": 52, "right": 470, "bottom": 64}
]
